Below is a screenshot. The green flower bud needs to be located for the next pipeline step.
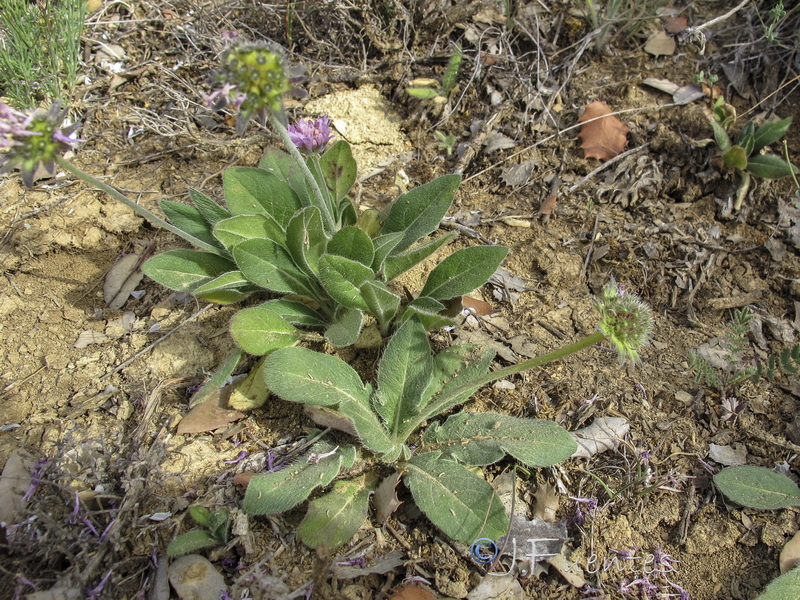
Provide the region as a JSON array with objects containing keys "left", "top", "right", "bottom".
[{"left": 595, "top": 283, "right": 653, "bottom": 365}]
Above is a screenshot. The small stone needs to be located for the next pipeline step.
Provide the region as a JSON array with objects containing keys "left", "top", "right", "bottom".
[
  {"left": 168, "top": 554, "right": 227, "bottom": 600},
  {"left": 674, "top": 391, "right": 693, "bottom": 404}
]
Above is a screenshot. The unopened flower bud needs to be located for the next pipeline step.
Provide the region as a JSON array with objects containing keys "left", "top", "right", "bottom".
[{"left": 595, "top": 283, "right": 652, "bottom": 365}]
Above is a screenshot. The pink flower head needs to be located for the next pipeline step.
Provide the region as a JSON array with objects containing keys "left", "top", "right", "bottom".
[{"left": 288, "top": 116, "right": 333, "bottom": 153}]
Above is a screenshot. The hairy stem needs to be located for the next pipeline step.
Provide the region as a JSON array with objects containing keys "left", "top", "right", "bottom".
[{"left": 55, "top": 155, "right": 227, "bottom": 256}]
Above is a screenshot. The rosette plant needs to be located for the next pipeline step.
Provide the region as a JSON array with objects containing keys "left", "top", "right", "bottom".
[{"left": 241, "top": 283, "right": 653, "bottom": 548}]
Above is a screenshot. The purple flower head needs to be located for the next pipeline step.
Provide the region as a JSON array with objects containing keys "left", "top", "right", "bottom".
[
  {"left": 0, "top": 101, "right": 83, "bottom": 187},
  {"left": 288, "top": 116, "right": 333, "bottom": 153}
]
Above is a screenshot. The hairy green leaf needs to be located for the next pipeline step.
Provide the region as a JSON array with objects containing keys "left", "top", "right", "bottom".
[
  {"left": 423, "top": 412, "right": 577, "bottom": 467},
  {"left": 327, "top": 226, "right": 375, "bottom": 267},
  {"left": 752, "top": 116, "right": 792, "bottom": 153},
  {"left": 318, "top": 254, "right": 374, "bottom": 310},
  {"left": 234, "top": 238, "right": 317, "bottom": 297},
  {"left": 243, "top": 441, "right": 355, "bottom": 515},
  {"left": 714, "top": 466, "right": 800, "bottom": 509},
  {"left": 710, "top": 117, "right": 732, "bottom": 152},
  {"left": 400, "top": 296, "right": 456, "bottom": 329},
  {"left": 746, "top": 154, "right": 799, "bottom": 179},
  {"left": 142, "top": 250, "right": 237, "bottom": 293},
  {"left": 230, "top": 306, "right": 303, "bottom": 355},
  {"left": 259, "top": 148, "right": 309, "bottom": 205},
  {"left": 381, "top": 174, "right": 461, "bottom": 253},
  {"left": 374, "top": 317, "right": 433, "bottom": 435},
  {"left": 371, "top": 232, "right": 404, "bottom": 272},
  {"left": 325, "top": 307, "right": 364, "bottom": 347},
  {"left": 754, "top": 565, "right": 800, "bottom": 600},
  {"left": 360, "top": 280, "right": 401, "bottom": 332},
  {"left": 263, "top": 347, "right": 370, "bottom": 407},
  {"left": 286, "top": 206, "right": 327, "bottom": 276},
  {"left": 259, "top": 299, "right": 327, "bottom": 327},
  {"left": 160, "top": 200, "right": 225, "bottom": 253},
  {"left": 407, "top": 87, "right": 440, "bottom": 99},
  {"left": 213, "top": 213, "right": 287, "bottom": 250},
  {"left": 382, "top": 232, "right": 457, "bottom": 282},
  {"left": 319, "top": 140, "right": 357, "bottom": 203},
  {"left": 420, "top": 246, "right": 508, "bottom": 300},
  {"left": 223, "top": 167, "right": 301, "bottom": 226},
  {"left": 404, "top": 452, "right": 508, "bottom": 543},
  {"left": 193, "top": 271, "right": 254, "bottom": 304},
  {"left": 166, "top": 530, "right": 219, "bottom": 557},
  {"left": 420, "top": 344, "right": 495, "bottom": 411},
  {"left": 298, "top": 474, "right": 376, "bottom": 549},
  {"left": 334, "top": 397, "right": 399, "bottom": 457},
  {"left": 189, "top": 188, "right": 230, "bottom": 225},
  {"left": 735, "top": 120, "right": 755, "bottom": 148}
]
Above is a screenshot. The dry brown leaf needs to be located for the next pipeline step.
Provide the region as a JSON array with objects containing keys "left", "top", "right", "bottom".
[
  {"left": 462, "top": 295, "right": 493, "bottom": 316},
  {"left": 374, "top": 471, "right": 403, "bottom": 524},
  {"left": 388, "top": 584, "right": 438, "bottom": 600},
  {"left": 644, "top": 30, "right": 676, "bottom": 56},
  {"left": 663, "top": 16, "right": 688, "bottom": 33},
  {"left": 532, "top": 482, "right": 560, "bottom": 522},
  {"left": 176, "top": 387, "right": 244, "bottom": 434},
  {"left": 577, "top": 101, "right": 630, "bottom": 161},
  {"left": 570, "top": 416, "right": 630, "bottom": 458}
]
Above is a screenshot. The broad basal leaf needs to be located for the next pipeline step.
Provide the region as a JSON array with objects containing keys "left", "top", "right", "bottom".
[
  {"left": 422, "top": 412, "right": 577, "bottom": 467},
  {"left": 374, "top": 317, "right": 433, "bottom": 435},
  {"left": 399, "top": 296, "right": 456, "bottom": 330},
  {"left": 404, "top": 452, "right": 508, "bottom": 543},
  {"left": 324, "top": 307, "right": 364, "bottom": 348},
  {"left": 382, "top": 232, "right": 457, "bottom": 282},
  {"left": 371, "top": 232, "right": 404, "bottom": 272},
  {"left": 234, "top": 238, "right": 317, "bottom": 297},
  {"left": 243, "top": 442, "right": 355, "bottom": 515},
  {"left": 577, "top": 100, "right": 630, "bottom": 161},
  {"left": 262, "top": 346, "right": 371, "bottom": 407},
  {"left": 286, "top": 206, "right": 327, "bottom": 276},
  {"left": 747, "top": 154, "right": 799, "bottom": 179},
  {"left": 381, "top": 174, "right": 461, "bottom": 253},
  {"left": 189, "top": 188, "right": 230, "bottom": 225},
  {"left": 297, "top": 474, "right": 376, "bottom": 549},
  {"left": 142, "top": 250, "right": 237, "bottom": 293},
  {"left": 335, "top": 397, "right": 399, "bottom": 457},
  {"left": 223, "top": 167, "right": 301, "bottom": 227},
  {"left": 419, "top": 246, "right": 509, "bottom": 301},
  {"left": 259, "top": 299, "right": 327, "bottom": 327},
  {"left": 160, "top": 200, "right": 226, "bottom": 253},
  {"left": 318, "top": 254, "right": 374, "bottom": 310},
  {"left": 319, "top": 140, "right": 357, "bottom": 202},
  {"left": 230, "top": 306, "right": 303, "bottom": 355},
  {"left": 752, "top": 116, "right": 792, "bottom": 153},
  {"left": 714, "top": 466, "right": 800, "bottom": 509},
  {"left": 327, "top": 226, "right": 375, "bottom": 267},
  {"left": 213, "top": 213, "right": 286, "bottom": 250},
  {"left": 360, "top": 280, "right": 401, "bottom": 332},
  {"left": 420, "top": 343, "right": 495, "bottom": 412},
  {"left": 259, "top": 148, "right": 309, "bottom": 205},
  {"left": 193, "top": 270, "right": 254, "bottom": 304}
]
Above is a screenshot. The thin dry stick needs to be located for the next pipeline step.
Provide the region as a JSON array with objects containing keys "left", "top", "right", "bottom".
[
  {"left": 463, "top": 103, "right": 680, "bottom": 183},
  {"left": 676, "top": 0, "right": 752, "bottom": 53}
]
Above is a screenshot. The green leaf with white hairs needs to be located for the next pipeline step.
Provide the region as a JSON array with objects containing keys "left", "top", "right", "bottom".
[
  {"left": 400, "top": 296, "right": 456, "bottom": 329},
  {"left": 166, "top": 530, "right": 220, "bottom": 557},
  {"left": 420, "top": 343, "right": 495, "bottom": 411},
  {"left": 735, "top": 120, "right": 755, "bottom": 148},
  {"left": 297, "top": 474, "right": 376, "bottom": 549},
  {"left": 752, "top": 116, "right": 792, "bottom": 153},
  {"left": 193, "top": 270, "right": 254, "bottom": 304},
  {"left": 360, "top": 280, "right": 401, "bottom": 332},
  {"left": 709, "top": 117, "right": 732, "bottom": 152},
  {"left": 423, "top": 412, "right": 577, "bottom": 467},
  {"left": 229, "top": 306, "right": 303, "bottom": 355},
  {"left": 338, "top": 198, "right": 358, "bottom": 227},
  {"left": 142, "top": 250, "right": 237, "bottom": 293},
  {"left": 383, "top": 231, "right": 457, "bottom": 282},
  {"left": 259, "top": 299, "right": 327, "bottom": 327},
  {"left": 754, "top": 565, "right": 800, "bottom": 600},
  {"left": 319, "top": 140, "right": 357, "bottom": 202},
  {"left": 371, "top": 232, "right": 404, "bottom": 272},
  {"left": 404, "top": 451, "right": 508, "bottom": 543},
  {"left": 714, "top": 466, "right": 800, "bottom": 509},
  {"left": 286, "top": 206, "right": 327, "bottom": 276},
  {"left": 234, "top": 238, "right": 317, "bottom": 297},
  {"left": 189, "top": 188, "right": 230, "bottom": 225},
  {"left": 381, "top": 174, "right": 461, "bottom": 253},
  {"left": 243, "top": 442, "right": 355, "bottom": 515},
  {"left": 263, "top": 347, "right": 371, "bottom": 407},
  {"left": 746, "top": 154, "right": 799, "bottom": 179},
  {"left": 335, "top": 396, "right": 399, "bottom": 457},
  {"left": 160, "top": 200, "right": 226, "bottom": 253},
  {"left": 420, "top": 246, "right": 508, "bottom": 301},
  {"left": 223, "top": 167, "right": 301, "bottom": 226},
  {"left": 213, "top": 213, "right": 287, "bottom": 250},
  {"left": 374, "top": 317, "right": 433, "bottom": 435},
  {"left": 324, "top": 307, "right": 364, "bottom": 347},
  {"left": 327, "top": 226, "right": 375, "bottom": 267},
  {"left": 259, "top": 148, "right": 309, "bottom": 205},
  {"left": 318, "top": 254, "right": 374, "bottom": 310}
]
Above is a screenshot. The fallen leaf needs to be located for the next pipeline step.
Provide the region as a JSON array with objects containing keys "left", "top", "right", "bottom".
[
  {"left": 304, "top": 405, "right": 358, "bottom": 437},
  {"left": 104, "top": 251, "right": 147, "bottom": 309},
  {"left": 388, "top": 584, "right": 438, "bottom": 600},
  {"left": 0, "top": 449, "right": 35, "bottom": 531},
  {"left": 780, "top": 530, "right": 800, "bottom": 573},
  {"left": 663, "top": 15, "right": 688, "bottom": 33},
  {"left": 708, "top": 443, "right": 748, "bottom": 466},
  {"left": 374, "top": 471, "right": 403, "bottom": 524},
  {"left": 577, "top": 101, "right": 630, "bottom": 161},
  {"left": 233, "top": 472, "right": 254, "bottom": 487},
  {"left": 532, "top": 482, "right": 560, "bottom": 522},
  {"left": 571, "top": 416, "right": 630, "bottom": 459},
  {"left": 500, "top": 161, "right": 535, "bottom": 187},
  {"left": 483, "top": 131, "right": 517, "bottom": 154},
  {"left": 334, "top": 550, "right": 405, "bottom": 579},
  {"left": 74, "top": 330, "right": 109, "bottom": 348},
  {"left": 168, "top": 554, "right": 228, "bottom": 600},
  {"left": 547, "top": 551, "right": 587, "bottom": 587},
  {"left": 462, "top": 295, "right": 493, "bottom": 316},
  {"left": 466, "top": 573, "right": 525, "bottom": 599},
  {"left": 644, "top": 30, "right": 676, "bottom": 56},
  {"left": 176, "top": 386, "right": 244, "bottom": 435}
]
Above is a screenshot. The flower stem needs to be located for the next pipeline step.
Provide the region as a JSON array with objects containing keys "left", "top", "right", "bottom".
[
  {"left": 268, "top": 113, "right": 337, "bottom": 233},
  {"left": 398, "top": 331, "right": 608, "bottom": 442},
  {"left": 55, "top": 155, "right": 228, "bottom": 256}
]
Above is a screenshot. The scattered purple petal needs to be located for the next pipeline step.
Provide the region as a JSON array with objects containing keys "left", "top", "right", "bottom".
[{"left": 224, "top": 450, "right": 248, "bottom": 465}]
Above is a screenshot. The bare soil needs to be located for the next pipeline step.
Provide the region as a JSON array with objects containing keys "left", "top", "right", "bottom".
[{"left": 1, "top": 1, "right": 800, "bottom": 599}]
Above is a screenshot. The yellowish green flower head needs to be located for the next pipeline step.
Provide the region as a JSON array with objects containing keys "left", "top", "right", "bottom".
[
  {"left": 208, "top": 42, "right": 291, "bottom": 134},
  {"left": 595, "top": 283, "right": 653, "bottom": 365}
]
